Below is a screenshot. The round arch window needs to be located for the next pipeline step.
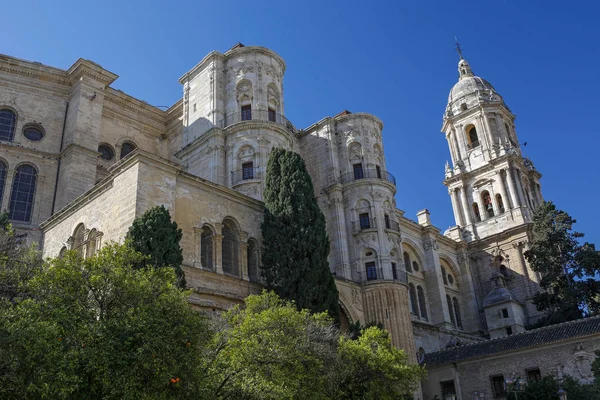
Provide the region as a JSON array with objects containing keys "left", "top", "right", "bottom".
[
  {"left": 120, "top": 142, "right": 136, "bottom": 159},
  {"left": 412, "top": 261, "right": 420, "bottom": 272},
  {"left": 23, "top": 125, "right": 44, "bottom": 141},
  {"left": 98, "top": 144, "right": 115, "bottom": 161},
  {"left": 448, "top": 274, "right": 454, "bottom": 285}
]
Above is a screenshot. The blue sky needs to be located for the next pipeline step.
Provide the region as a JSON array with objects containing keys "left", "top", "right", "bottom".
[{"left": 3, "top": 1, "right": 599, "bottom": 244}]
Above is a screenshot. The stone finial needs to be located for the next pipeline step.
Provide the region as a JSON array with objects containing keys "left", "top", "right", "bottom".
[{"left": 417, "top": 209, "right": 431, "bottom": 226}]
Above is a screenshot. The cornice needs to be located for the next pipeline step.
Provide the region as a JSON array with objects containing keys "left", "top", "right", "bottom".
[
  {"left": 223, "top": 46, "right": 287, "bottom": 72},
  {"left": 333, "top": 112, "right": 384, "bottom": 131},
  {"left": 0, "top": 141, "right": 60, "bottom": 160},
  {"left": 174, "top": 127, "right": 222, "bottom": 159},
  {"left": 104, "top": 88, "right": 167, "bottom": 123},
  {"left": 179, "top": 51, "right": 224, "bottom": 83},
  {"left": 0, "top": 54, "right": 70, "bottom": 86},
  {"left": 224, "top": 121, "right": 294, "bottom": 146},
  {"left": 66, "top": 58, "right": 118, "bottom": 86}
]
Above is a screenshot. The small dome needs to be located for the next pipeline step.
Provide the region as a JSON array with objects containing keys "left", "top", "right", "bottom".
[
  {"left": 483, "top": 287, "right": 519, "bottom": 308},
  {"left": 448, "top": 76, "right": 495, "bottom": 104}
]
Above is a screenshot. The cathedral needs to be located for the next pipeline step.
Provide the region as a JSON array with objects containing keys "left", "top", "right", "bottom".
[{"left": 1, "top": 43, "right": 599, "bottom": 399}]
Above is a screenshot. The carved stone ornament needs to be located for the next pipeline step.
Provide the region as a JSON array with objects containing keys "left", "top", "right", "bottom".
[
  {"left": 236, "top": 82, "right": 252, "bottom": 102},
  {"left": 564, "top": 343, "right": 597, "bottom": 384},
  {"left": 423, "top": 238, "right": 439, "bottom": 251}
]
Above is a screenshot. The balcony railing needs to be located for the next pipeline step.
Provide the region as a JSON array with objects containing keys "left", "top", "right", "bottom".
[
  {"left": 340, "top": 168, "right": 396, "bottom": 185},
  {"left": 218, "top": 110, "right": 298, "bottom": 134},
  {"left": 231, "top": 167, "right": 260, "bottom": 185},
  {"left": 352, "top": 217, "right": 377, "bottom": 232},
  {"left": 359, "top": 268, "right": 408, "bottom": 284}
]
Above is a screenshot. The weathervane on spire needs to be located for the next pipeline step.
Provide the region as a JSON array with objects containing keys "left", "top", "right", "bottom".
[{"left": 455, "top": 37, "right": 464, "bottom": 60}]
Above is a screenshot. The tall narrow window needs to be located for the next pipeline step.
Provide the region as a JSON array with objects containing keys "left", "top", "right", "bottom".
[
  {"left": 453, "top": 297, "right": 462, "bottom": 329},
  {"left": 120, "top": 141, "right": 136, "bottom": 159},
  {"left": 72, "top": 224, "right": 85, "bottom": 257},
  {"left": 200, "top": 226, "right": 214, "bottom": 270},
  {"left": 409, "top": 283, "right": 419, "bottom": 315},
  {"left": 0, "top": 109, "right": 16, "bottom": 142},
  {"left": 222, "top": 221, "right": 240, "bottom": 276},
  {"left": 247, "top": 239, "right": 260, "bottom": 282},
  {"left": 491, "top": 375, "right": 506, "bottom": 398},
  {"left": 404, "top": 252, "right": 412, "bottom": 273},
  {"left": 384, "top": 214, "right": 390, "bottom": 229},
  {"left": 359, "top": 213, "right": 371, "bottom": 230},
  {"left": 242, "top": 162, "right": 254, "bottom": 180},
  {"left": 472, "top": 202, "right": 481, "bottom": 222},
  {"left": 376, "top": 165, "right": 382, "bottom": 179},
  {"left": 446, "top": 295, "right": 456, "bottom": 326},
  {"left": 268, "top": 107, "right": 276, "bottom": 122},
  {"left": 9, "top": 164, "right": 37, "bottom": 222},
  {"left": 441, "top": 266, "right": 448, "bottom": 285},
  {"left": 467, "top": 126, "right": 479, "bottom": 148},
  {"left": 496, "top": 193, "right": 505, "bottom": 213},
  {"left": 417, "top": 286, "right": 428, "bottom": 320},
  {"left": 241, "top": 105, "right": 252, "bottom": 121},
  {"left": 482, "top": 191, "right": 494, "bottom": 217},
  {"left": 391, "top": 262, "right": 398, "bottom": 280},
  {"left": 0, "top": 161, "right": 6, "bottom": 209},
  {"left": 353, "top": 163, "right": 364, "bottom": 180},
  {"left": 365, "top": 262, "right": 377, "bottom": 281}
]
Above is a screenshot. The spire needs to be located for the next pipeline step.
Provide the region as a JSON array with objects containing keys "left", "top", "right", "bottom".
[
  {"left": 454, "top": 37, "right": 464, "bottom": 60},
  {"left": 454, "top": 38, "right": 474, "bottom": 80}
]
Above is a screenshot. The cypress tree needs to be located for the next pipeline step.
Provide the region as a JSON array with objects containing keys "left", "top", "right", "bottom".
[
  {"left": 261, "top": 148, "right": 340, "bottom": 321},
  {"left": 125, "top": 205, "right": 186, "bottom": 288}
]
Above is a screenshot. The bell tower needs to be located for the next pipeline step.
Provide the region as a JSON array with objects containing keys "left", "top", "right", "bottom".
[{"left": 442, "top": 50, "right": 543, "bottom": 242}]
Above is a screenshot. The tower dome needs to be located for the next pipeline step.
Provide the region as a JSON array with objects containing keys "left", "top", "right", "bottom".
[{"left": 447, "top": 58, "right": 496, "bottom": 104}]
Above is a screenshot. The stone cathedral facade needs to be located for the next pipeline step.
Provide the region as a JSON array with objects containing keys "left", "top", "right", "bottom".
[{"left": 1, "top": 44, "right": 598, "bottom": 399}]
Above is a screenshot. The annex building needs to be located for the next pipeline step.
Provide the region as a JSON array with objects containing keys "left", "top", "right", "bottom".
[{"left": 0, "top": 43, "right": 598, "bottom": 399}]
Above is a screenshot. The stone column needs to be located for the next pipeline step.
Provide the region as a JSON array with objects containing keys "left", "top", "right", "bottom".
[
  {"left": 459, "top": 186, "right": 473, "bottom": 225},
  {"left": 362, "top": 283, "right": 417, "bottom": 363},
  {"left": 449, "top": 188, "right": 463, "bottom": 226},
  {"left": 451, "top": 130, "right": 462, "bottom": 161},
  {"left": 193, "top": 227, "right": 202, "bottom": 268},
  {"left": 213, "top": 223, "right": 224, "bottom": 274},
  {"left": 1, "top": 169, "right": 14, "bottom": 210},
  {"left": 496, "top": 170, "right": 510, "bottom": 212},
  {"left": 240, "top": 232, "right": 249, "bottom": 280},
  {"left": 505, "top": 168, "right": 520, "bottom": 209}
]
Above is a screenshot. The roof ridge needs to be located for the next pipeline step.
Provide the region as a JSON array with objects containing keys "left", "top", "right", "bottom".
[{"left": 426, "top": 316, "right": 600, "bottom": 356}]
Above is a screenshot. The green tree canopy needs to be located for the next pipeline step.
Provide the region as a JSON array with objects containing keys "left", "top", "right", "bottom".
[
  {"left": 126, "top": 205, "right": 186, "bottom": 288},
  {"left": 525, "top": 201, "right": 600, "bottom": 326},
  {"left": 206, "top": 291, "right": 424, "bottom": 400},
  {"left": 207, "top": 291, "right": 340, "bottom": 399},
  {"left": 338, "top": 326, "right": 425, "bottom": 399},
  {"left": 261, "top": 148, "right": 340, "bottom": 321},
  {"left": 0, "top": 243, "right": 209, "bottom": 399}
]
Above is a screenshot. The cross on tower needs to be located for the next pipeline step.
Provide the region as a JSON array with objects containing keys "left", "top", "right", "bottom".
[{"left": 454, "top": 37, "right": 464, "bottom": 60}]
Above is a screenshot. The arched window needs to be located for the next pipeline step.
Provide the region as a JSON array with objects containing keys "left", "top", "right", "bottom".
[
  {"left": 87, "top": 229, "right": 97, "bottom": 258},
  {"left": 409, "top": 283, "right": 419, "bottom": 315},
  {"left": 496, "top": 193, "right": 505, "bottom": 213},
  {"left": 247, "top": 239, "right": 260, "bottom": 282},
  {"left": 404, "top": 251, "right": 412, "bottom": 273},
  {"left": 200, "top": 226, "right": 214, "bottom": 270},
  {"left": 417, "top": 286, "right": 428, "bottom": 320},
  {"left": 446, "top": 295, "right": 456, "bottom": 326},
  {"left": 472, "top": 202, "right": 481, "bottom": 222},
  {"left": 120, "top": 141, "right": 136, "bottom": 159},
  {"left": 453, "top": 297, "right": 463, "bottom": 329},
  {"left": 58, "top": 247, "right": 67, "bottom": 258},
  {"left": 412, "top": 261, "right": 420, "bottom": 272},
  {"left": 72, "top": 223, "right": 86, "bottom": 257},
  {"left": 98, "top": 144, "right": 115, "bottom": 161},
  {"left": 417, "top": 347, "right": 426, "bottom": 363},
  {"left": 467, "top": 126, "right": 479, "bottom": 149},
  {"left": 482, "top": 190, "right": 494, "bottom": 217},
  {"left": 222, "top": 220, "right": 240, "bottom": 276},
  {"left": 8, "top": 164, "right": 37, "bottom": 222},
  {"left": 0, "top": 109, "right": 16, "bottom": 141},
  {"left": 0, "top": 160, "right": 6, "bottom": 209},
  {"left": 441, "top": 266, "right": 448, "bottom": 285}
]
